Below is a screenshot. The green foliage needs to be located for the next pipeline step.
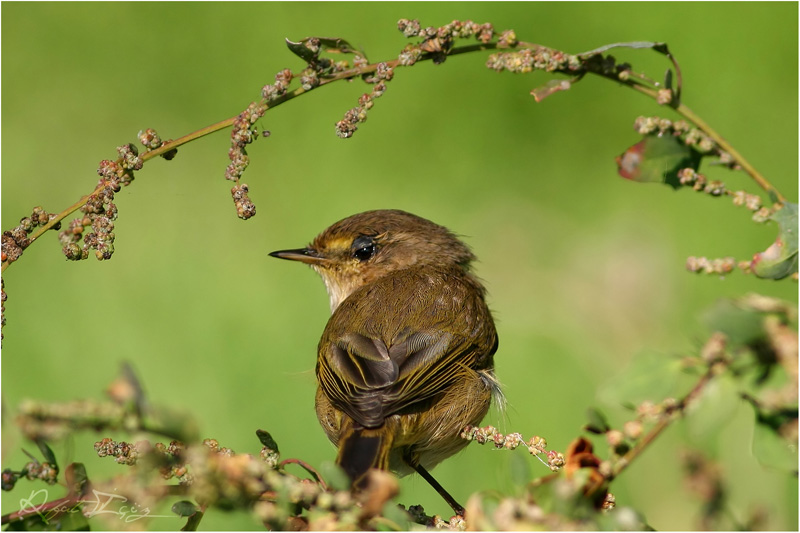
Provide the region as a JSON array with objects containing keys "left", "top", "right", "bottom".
[
  {"left": 33, "top": 441, "right": 58, "bottom": 473},
  {"left": 1, "top": 2, "right": 797, "bottom": 531},
  {"left": 617, "top": 135, "right": 702, "bottom": 188},
  {"left": 318, "top": 461, "right": 352, "bottom": 492},
  {"left": 584, "top": 407, "right": 612, "bottom": 434},
  {"left": 752, "top": 202, "right": 798, "bottom": 280},
  {"left": 256, "top": 429, "right": 280, "bottom": 452},
  {"left": 171, "top": 501, "right": 198, "bottom": 518},
  {"left": 752, "top": 414, "right": 798, "bottom": 471},
  {"left": 598, "top": 351, "right": 686, "bottom": 407}
]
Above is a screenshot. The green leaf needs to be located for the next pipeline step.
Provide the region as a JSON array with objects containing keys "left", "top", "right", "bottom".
[
  {"left": 597, "top": 506, "right": 653, "bottom": 531},
  {"left": 35, "top": 440, "right": 58, "bottom": 471},
  {"left": 316, "top": 37, "right": 358, "bottom": 55},
  {"left": 578, "top": 41, "right": 666, "bottom": 57},
  {"left": 584, "top": 407, "right": 611, "bottom": 434},
  {"left": 65, "top": 463, "right": 88, "bottom": 497},
  {"left": 256, "top": 429, "right": 280, "bottom": 453},
  {"left": 171, "top": 500, "right": 198, "bottom": 517},
  {"left": 286, "top": 36, "right": 364, "bottom": 68},
  {"left": 120, "top": 361, "right": 146, "bottom": 413},
  {"left": 56, "top": 509, "right": 90, "bottom": 531},
  {"left": 174, "top": 500, "right": 204, "bottom": 532},
  {"left": 317, "top": 461, "right": 351, "bottom": 492},
  {"left": 701, "top": 299, "right": 768, "bottom": 347},
  {"left": 509, "top": 449, "right": 532, "bottom": 488},
  {"left": 528, "top": 477, "right": 557, "bottom": 513},
  {"left": 181, "top": 511, "right": 204, "bottom": 532},
  {"left": 285, "top": 38, "right": 318, "bottom": 63},
  {"left": 599, "top": 351, "right": 685, "bottom": 407},
  {"left": 380, "top": 501, "right": 412, "bottom": 530},
  {"left": 752, "top": 415, "right": 798, "bottom": 472},
  {"left": 616, "top": 135, "right": 702, "bottom": 188},
  {"left": 751, "top": 202, "right": 798, "bottom": 280},
  {"left": 685, "top": 374, "right": 739, "bottom": 451}
]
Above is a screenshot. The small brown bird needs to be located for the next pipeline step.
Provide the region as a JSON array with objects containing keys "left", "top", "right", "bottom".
[{"left": 270, "top": 209, "right": 501, "bottom": 514}]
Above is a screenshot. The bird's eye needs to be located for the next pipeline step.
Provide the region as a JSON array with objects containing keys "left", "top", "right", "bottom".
[{"left": 352, "top": 236, "right": 377, "bottom": 262}]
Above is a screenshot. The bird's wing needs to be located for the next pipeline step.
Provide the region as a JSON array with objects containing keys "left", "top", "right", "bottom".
[{"left": 317, "top": 269, "right": 496, "bottom": 428}]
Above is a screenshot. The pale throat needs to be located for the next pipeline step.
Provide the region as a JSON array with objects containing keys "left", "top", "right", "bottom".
[{"left": 314, "top": 267, "right": 361, "bottom": 313}]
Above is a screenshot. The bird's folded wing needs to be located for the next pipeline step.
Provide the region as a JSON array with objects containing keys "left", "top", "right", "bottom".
[{"left": 319, "top": 327, "right": 479, "bottom": 428}]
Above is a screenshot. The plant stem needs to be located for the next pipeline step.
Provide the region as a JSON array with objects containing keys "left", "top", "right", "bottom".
[
  {"left": 1, "top": 183, "right": 107, "bottom": 274},
  {"left": 609, "top": 364, "right": 718, "bottom": 480},
  {"left": 675, "top": 103, "right": 786, "bottom": 204},
  {"left": 1, "top": 41, "right": 497, "bottom": 274},
  {"left": 279, "top": 458, "right": 328, "bottom": 491},
  {"left": 2, "top": 35, "right": 787, "bottom": 275},
  {"left": 584, "top": 67, "right": 785, "bottom": 205}
]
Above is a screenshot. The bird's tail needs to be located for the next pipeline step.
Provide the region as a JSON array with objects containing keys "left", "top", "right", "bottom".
[{"left": 336, "top": 423, "right": 393, "bottom": 488}]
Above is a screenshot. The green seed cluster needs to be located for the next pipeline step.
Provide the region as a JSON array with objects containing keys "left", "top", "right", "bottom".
[
  {"left": 2, "top": 206, "right": 60, "bottom": 265},
  {"left": 260, "top": 442, "right": 280, "bottom": 469},
  {"left": 261, "top": 68, "right": 294, "bottom": 103},
  {"left": 677, "top": 167, "right": 777, "bottom": 229},
  {"left": 16, "top": 398, "right": 126, "bottom": 442},
  {"left": 138, "top": 128, "right": 163, "bottom": 150},
  {"left": 60, "top": 159, "right": 121, "bottom": 261},
  {"left": 201, "top": 438, "right": 234, "bottom": 457},
  {"left": 396, "top": 19, "right": 497, "bottom": 67},
  {"left": 1, "top": 461, "right": 58, "bottom": 491},
  {"left": 95, "top": 438, "right": 195, "bottom": 483},
  {"left": 227, "top": 38, "right": 369, "bottom": 217},
  {"left": 231, "top": 183, "right": 256, "bottom": 220},
  {"left": 226, "top": 69, "right": 295, "bottom": 220},
  {"left": 398, "top": 19, "right": 496, "bottom": 67},
  {"left": 461, "top": 425, "right": 565, "bottom": 472},
  {"left": 95, "top": 437, "right": 142, "bottom": 466},
  {"left": 226, "top": 94, "right": 271, "bottom": 221},
  {"left": 686, "top": 256, "right": 739, "bottom": 275},
  {"left": 294, "top": 38, "right": 358, "bottom": 89},
  {"left": 486, "top": 47, "right": 582, "bottom": 74},
  {"left": 138, "top": 127, "right": 176, "bottom": 160},
  {"left": 404, "top": 504, "right": 467, "bottom": 529},
  {"left": 677, "top": 168, "right": 726, "bottom": 196},
  {"left": 335, "top": 63, "right": 393, "bottom": 139},
  {"left": 634, "top": 116, "right": 734, "bottom": 162},
  {"left": 398, "top": 18, "right": 496, "bottom": 46},
  {"left": 656, "top": 88, "right": 674, "bottom": 105},
  {"left": 57, "top": 134, "right": 151, "bottom": 262}
]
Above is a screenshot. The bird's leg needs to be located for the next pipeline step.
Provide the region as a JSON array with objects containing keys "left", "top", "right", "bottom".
[{"left": 405, "top": 457, "right": 465, "bottom": 516}]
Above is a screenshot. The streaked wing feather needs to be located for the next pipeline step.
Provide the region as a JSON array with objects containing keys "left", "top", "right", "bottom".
[
  {"left": 317, "top": 267, "right": 496, "bottom": 428},
  {"left": 329, "top": 332, "right": 397, "bottom": 388}
]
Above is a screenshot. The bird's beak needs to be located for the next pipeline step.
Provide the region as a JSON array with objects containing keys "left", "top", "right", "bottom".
[{"left": 269, "top": 247, "right": 328, "bottom": 265}]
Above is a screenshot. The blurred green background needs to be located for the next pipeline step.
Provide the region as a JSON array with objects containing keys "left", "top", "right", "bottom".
[{"left": 2, "top": 2, "right": 797, "bottom": 530}]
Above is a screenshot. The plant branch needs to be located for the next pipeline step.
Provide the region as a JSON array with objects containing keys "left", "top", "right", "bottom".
[
  {"left": 675, "top": 103, "right": 786, "bottom": 204},
  {"left": 609, "top": 364, "right": 719, "bottom": 480},
  {"left": 0, "top": 40, "right": 505, "bottom": 274},
  {"left": 2, "top": 28, "right": 788, "bottom": 277},
  {"left": 582, "top": 60, "right": 785, "bottom": 205}
]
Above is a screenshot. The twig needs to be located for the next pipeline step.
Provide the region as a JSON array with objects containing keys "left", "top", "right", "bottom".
[
  {"left": 609, "top": 365, "right": 719, "bottom": 480},
  {"left": 675, "top": 103, "right": 786, "bottom": 204},
  {"left": 3, "top": 29, "right": 789, "bottom": 275},
  {"left": 582, "top": 60, "right": 785, "bottom": 205},
  {"left": 279, "top": 458, "right": 328, "bottom": 491},
  {"left": 0, "top": 40, "right": 501, "bottom": 274}
]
